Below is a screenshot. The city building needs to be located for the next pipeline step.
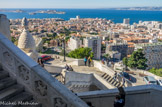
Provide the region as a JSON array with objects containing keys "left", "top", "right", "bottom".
[
  {"left": 76, "top": 15, "right": 80, "bottom": 20},
  {"left": 68, "top": 36, "right": 82, "bottom": 50},
  {"left": 84, "top": 36, "right": 101, "bottom": 59},
  {"left": 135, "top": 42, "right": 162, "bottom": 69},
  {"left": 106, "top": 41, "right": 128, "bottom": 60},
  {"left": 123, "top": 18, "right": 130, "bottom": 25},
  {"left": 109, "top": 32, "right": 120, "bottom": 40}
]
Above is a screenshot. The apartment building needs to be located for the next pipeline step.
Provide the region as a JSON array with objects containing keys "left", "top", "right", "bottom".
[
  {"left": 68, "top": 36, "right": 81, "bottom": 50},
  {"left": 135, "top": 42, "right": 162, "bottom": 69},
  {"left": 84, "top": 36, "right": 101, "bottom": 59}
]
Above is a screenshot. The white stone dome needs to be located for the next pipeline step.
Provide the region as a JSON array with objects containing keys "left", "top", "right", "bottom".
[{"left": 18, "top": 29, "right": 36, "bottom": 52}]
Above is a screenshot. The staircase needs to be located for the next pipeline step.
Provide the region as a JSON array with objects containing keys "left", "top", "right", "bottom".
[
  {"left": 0, "top": 70, "right": 41, "bottom": 107},
  {"left": 101, "top": 73, "right": 121, "bottom": 87}
]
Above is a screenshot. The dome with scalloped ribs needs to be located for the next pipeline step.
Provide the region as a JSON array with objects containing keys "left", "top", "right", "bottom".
[{"left": 18, "top": 29, "right": 35, "bottom": 52}]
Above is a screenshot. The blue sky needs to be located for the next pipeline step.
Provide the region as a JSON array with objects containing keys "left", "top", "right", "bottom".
[{"left": 1, "top": 0, "right": 162, "bottom": 8}]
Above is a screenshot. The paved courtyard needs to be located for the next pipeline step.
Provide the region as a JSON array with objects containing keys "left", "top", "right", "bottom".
[{"left": 45, "top": 55, "right": 146, "bottom": 86}]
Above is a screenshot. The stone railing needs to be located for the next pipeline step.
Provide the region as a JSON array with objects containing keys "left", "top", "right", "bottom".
[
  {"left": 0, "top": 34, "right": 88, "bottom": 107},
  {"left": 78, "top": 85, "right": 162, "bottom": 107},
  {"left": 93, "top": 60, "right": 115, "bottom": 76},
  {"left": 63, "top": 70, "right": 112, "bottom": 90},
  {"left": 44, "top": 64, "right": 64, "bottom": 73}
]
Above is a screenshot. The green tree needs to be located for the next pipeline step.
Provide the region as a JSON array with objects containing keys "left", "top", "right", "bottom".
[
  {"left": 63, "top": 27, "right": 71, "bottom": 36},
  {"left": 123, "top": 57, "right": 128, "bottom": 69},
  {"left": 128, "top": 49, "right": 147, "bottom": 70},
  {"left": 11, "top": 37, "right": 18, "bottom": 46},
  {"left": 11, "top": 37, "right": 16, "bottom": 43},
  {"left": 101, "top": 44, "right": 106, "bottom": 51},
  {"left": 65, "top": 36, "right": 71, "bottom": 42},
  {"left": 149, "top": 68, "right": 162, "bottom": 77},
  {"left": 103, "top": 54, "right": 110, "bottom": 60},
  {"left": 68, "top": 47, "right": 94, "bottom": 59}
]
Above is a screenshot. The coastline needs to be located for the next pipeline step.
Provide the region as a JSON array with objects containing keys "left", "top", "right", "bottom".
[{"left": 1, "top": 9, "right": 162, "bottom": 24}]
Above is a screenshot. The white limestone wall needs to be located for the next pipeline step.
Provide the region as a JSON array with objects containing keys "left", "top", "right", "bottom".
[
  {"left": 71, "top": 59, "right": 85, "bottom": 66},
  {"left": 0, "top": 14, "right": 11, "bottom": 40},
  {"left": 64, "top": 71, "right": 112, "bottom": 90},
  {"left": 44, "top": 64, "right": 64, "bottom": 73},
  {"left": 65, "top": 71, "right": 93, "bottom": 84},
  {"left": 68, "top": 37, "right": 81, "bottom": 50},
  {"left": 93, "top": 74, "right": 115, "bottom": 89},
  {"left": 78, "top": 85, "right": 162, "bottom": 107},
  {"left": 93, "top": 60, "right": 114, "bottom": 76}
]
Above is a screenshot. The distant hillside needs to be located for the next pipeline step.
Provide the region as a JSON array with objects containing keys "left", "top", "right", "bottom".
[{"left": 115, "top": 7, "right": 162, "bottom": 11}]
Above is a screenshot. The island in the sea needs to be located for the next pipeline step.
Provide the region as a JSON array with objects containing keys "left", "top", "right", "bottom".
[
  {"left": 29, "top": 10, "right": 65, "bottom": 15},
  {"left": 0, "top": 9, "right": 25, "bottom": 13}
]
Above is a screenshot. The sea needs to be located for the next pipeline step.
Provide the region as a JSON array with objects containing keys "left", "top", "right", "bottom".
[{"left": 1, "top": 9, "right": 162, "bottom": 24}]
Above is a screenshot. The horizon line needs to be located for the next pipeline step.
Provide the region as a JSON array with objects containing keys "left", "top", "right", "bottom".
[{"left": 1, "top": 6, "right": 162, "bottom": 9}]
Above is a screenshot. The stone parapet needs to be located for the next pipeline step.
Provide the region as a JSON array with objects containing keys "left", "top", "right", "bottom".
[{"left": 0, "top": 33, "right": 88, "bottom": 107}]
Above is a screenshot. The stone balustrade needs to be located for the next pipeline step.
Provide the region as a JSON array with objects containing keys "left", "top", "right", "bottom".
[
  {"left": 78, "top": 85, "right": 162, "bottom": 107},
  {"left": 63, "top": 70, "right": 113, "bottom": 90},
  {"left": 0, "top": 33, "right": 88, "bottom": 107}
]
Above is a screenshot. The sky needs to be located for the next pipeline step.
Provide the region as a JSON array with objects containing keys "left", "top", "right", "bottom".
[{"left": 0, "top": 0, "right": 162, "bottom": 8}]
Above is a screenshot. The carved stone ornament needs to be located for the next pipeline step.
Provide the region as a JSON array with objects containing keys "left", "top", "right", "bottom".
[
  {"left": 18, "top": 65, "right": 30, "bottom": 81},
  {"left": 3, "top": 51, "right": 14, "bottom": 69},
  {"left": 35, "top": 80, "right": 47, "bottom": 96},
  {"left": 54, "top": 97, "right": 67, "bottom": 107}
]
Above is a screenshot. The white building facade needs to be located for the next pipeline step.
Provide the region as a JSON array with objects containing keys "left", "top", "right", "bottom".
[
  {"left": 68, "top": 36, "right": 81, "bottom": 50},
  {"left": 135, "top": 42, "right": 162, "bottom": 69},
  {"left": 123, "top": 18, "right": 130, "bottom": 25},
  {"left": 84, "top": 36, "right": 101, "bottom": 59}
]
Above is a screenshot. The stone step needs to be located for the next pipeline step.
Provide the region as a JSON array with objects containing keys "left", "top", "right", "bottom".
[
  {"left": 101, "top": 73, "right": 106, "bottom": 77},
  {"left": 6, "top": 92, "right": 33, "bottom": 107},
  {"left": 114, "top": 81, "right": 118, "bottom": 86},
  {"left": 7, "top": 92, "right": 33, "bottom": 102},
  {"left": 104, "top": 75, "right": 109, "bottom": 79},
  {"left": 108, "top": 78, "right": 113, "bottom": 83},
  {"left": 102, "top": 74, "right": 106, "bottom": 78},
  {"left": 0, "top": 71, "right": 9, "bottom": 80},
  {"left": 102, "top": 74, "right": 107, "bottom": 78},
  {"left": 0, "top": 84, "right": 24, "bottom": 101},
  {"left": 116, "top": 83, "right": 121, "bottom": 87},
  {"left": 110, "top": 80, "right": 115, "bottom": 85},
  {"left": 0, "top": 77, "right": 17, "bottom": 91},
  {"left": 106, "top": 76, "right": 111, "bottom": 81},
  {"left": 25, "top": 100, "right": 42, "bottom": 107}
]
